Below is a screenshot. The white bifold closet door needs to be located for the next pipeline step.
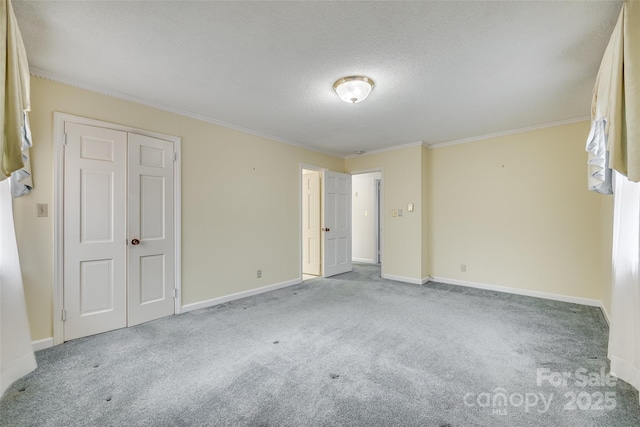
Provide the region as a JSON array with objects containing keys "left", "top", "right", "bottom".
[
  {"left": 63, "top": 122, "right": 175, "bottom": 341},
  {"left": 126, "top": 133, "right": 175, "bottom": 327}
]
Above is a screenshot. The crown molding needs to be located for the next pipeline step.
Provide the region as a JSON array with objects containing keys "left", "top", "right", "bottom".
[
  {"left": 344, "top": 140, "right": 426, "bottom": 159},
  {"left": 29, "top": 67, "right": 343, "bottom": 158},
  {"left": 31, "top": 68, "right": 592, "bottom": 159},
  {"left": 426, "top": 116, "right": 591, "bottom": 149}
]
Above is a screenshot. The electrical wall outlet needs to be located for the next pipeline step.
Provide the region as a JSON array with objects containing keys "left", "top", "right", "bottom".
[
  {"left": 257, "top": 270, "right": 262, "bottom": 278},
  {"left": 461, "top": 264, "right": 466, "bottom": 272},
  {"left": 37, "top": 203, "right": 48, "bottom": 217}
]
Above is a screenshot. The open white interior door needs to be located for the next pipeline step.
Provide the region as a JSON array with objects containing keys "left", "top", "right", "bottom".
[
  {"left": 322, "top": 171, "right": 352, "bottom": 277},
  {"left": 302, "top": 170, "right": 321, "bottom": 276}
]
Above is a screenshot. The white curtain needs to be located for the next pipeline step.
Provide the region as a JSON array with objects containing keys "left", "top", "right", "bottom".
[
  {"left": 586, "top": 0, "right": 640, "bottom": 400},
  {"left": 608, "top": 171, "right": 640, "bottom": 400},
  {"left": 0, "top": 178, "right": 36, "bottom": 396},
  {"left": 0, "top": 0, "right": 36, "bottom": 397}
]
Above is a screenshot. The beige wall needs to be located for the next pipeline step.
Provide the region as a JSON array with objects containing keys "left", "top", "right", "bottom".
[
  {"left": 346, "top": 145, "right": 425, "bottom": 282},
  {"left": 17, "top": 77, "right": 343, "bottom": 341},
  {"left": 18, "top": 78, "right": 615, "bottom": 342},
  {"left": 428, "top": 122, "right": 606, "bottom": 301}
]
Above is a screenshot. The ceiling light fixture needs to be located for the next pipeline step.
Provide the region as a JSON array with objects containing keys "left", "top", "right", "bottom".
[{"left": 333, "top": 76, "right": 375, "bottom": 104}]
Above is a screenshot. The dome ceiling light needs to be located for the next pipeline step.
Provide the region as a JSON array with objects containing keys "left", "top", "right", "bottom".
[{"left": 333, "top": 76, "right": 375, "bottom": 104}]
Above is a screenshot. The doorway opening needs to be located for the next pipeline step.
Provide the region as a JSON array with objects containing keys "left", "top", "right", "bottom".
[
  {"left": 300, "top": 166, "right": 353, "bottom": 281},
  {"left": 352, "top": 171, "right": 382, "bottom": 267}
]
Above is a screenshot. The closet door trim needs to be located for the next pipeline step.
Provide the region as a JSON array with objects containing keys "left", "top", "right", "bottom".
[{"left": 53, "top": 112, "right": 182, "bottom": 346}]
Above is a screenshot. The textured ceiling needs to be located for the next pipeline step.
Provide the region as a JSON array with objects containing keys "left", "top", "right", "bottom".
[{"left": 13, "top": 0, "right": 622, "bottom": 157}]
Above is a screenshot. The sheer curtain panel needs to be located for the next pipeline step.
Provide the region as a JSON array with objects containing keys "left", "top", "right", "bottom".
[
  {"left": 0, "top": 0, "right": 36, "bottom": 396},
  {"left": 0, "top": 179, "right": 36, "bottom": 396},
  {"left": 608, "top": 172, "right": 640, "bottom": 400}
]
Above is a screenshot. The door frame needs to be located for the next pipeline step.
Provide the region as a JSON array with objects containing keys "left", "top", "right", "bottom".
[
  {"left": 349, "top": 168, "right": 385, "bottom": 273},
  {"left": 53, "top": 112, "right": 182, "bottom": 345},
  {"left": 375, "top": 178, "right": 382, "bottom": 264},
  {"left": 299, "top": 163, "right": 327, "bottom": 281}
]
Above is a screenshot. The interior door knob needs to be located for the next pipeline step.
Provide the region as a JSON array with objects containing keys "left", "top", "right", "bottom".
[
  {"left": 322, "top": 228, "right": 330, "bottom": 232},
  {"left": 131, "top": 239, "right": 140, "bottom": 245}
]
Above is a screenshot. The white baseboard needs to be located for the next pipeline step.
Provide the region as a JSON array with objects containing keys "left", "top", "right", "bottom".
[
  {"left": 30, "top": 279, "right": 303, "bottom": 350},
  {"left": 32, "top": 337, "right": 54, "bottom": 352},
  {"left": 27, "top": 278, "right": 614, "bottom": 352},
  {"left": 600, "top": 303, "right": 611, "bottom": 326},
  {"left": 428, "top": 276, "right": 602, "bottom": 307},
  {"left": 382, "top": 273, "right": 424, "bottom": 285},
  {"left": 352, "top": 257, "right": 376, "bottom": 264},
  {"left": 181, "top": 278, "right": 301, "bottom": 313}
]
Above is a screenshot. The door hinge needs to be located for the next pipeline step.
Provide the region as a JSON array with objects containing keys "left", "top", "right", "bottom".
[
  {"left": 173, "top": 288, "right": 178, "bottom": 299},
  {"left": 62, "top": 134, "right": 68, "bottom": 146},
  {"left": 173, "top": 152, "right": 177, "bottom": 162},
  {"left": 61, "top": 309, "right": 67, "bottom": 321}
]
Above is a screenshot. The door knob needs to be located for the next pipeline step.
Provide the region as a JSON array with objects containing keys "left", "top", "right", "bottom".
[
  {"left": 322, "top": 228, "right": 331, "bottom": 232},
  {"left": 131, "top": 239, "right": 140, "bottom": 245}
]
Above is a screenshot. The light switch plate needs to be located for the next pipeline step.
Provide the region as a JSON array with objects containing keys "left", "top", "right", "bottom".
[
  {"left": 408, "top": 203, "right": 414, "bottom": 212},
  {"left": 398, "top": 209, "right": 403, "bottom": 217},
  {"left": 392, "top": 209, "right": 397, "bottom": 217}
]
